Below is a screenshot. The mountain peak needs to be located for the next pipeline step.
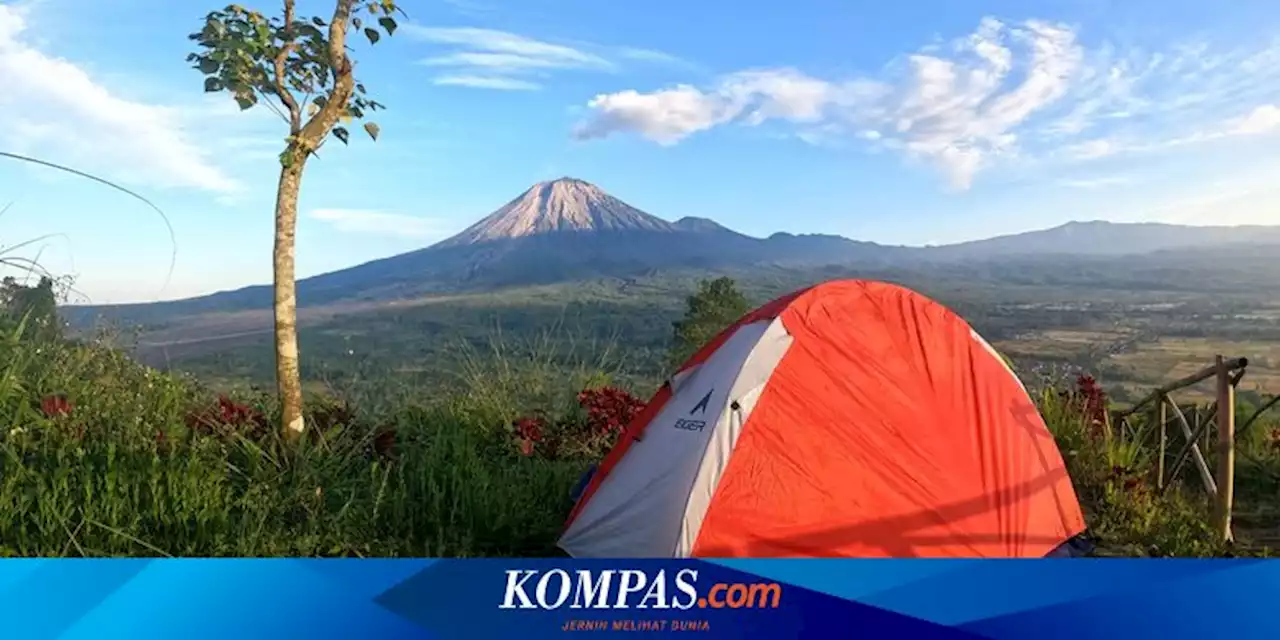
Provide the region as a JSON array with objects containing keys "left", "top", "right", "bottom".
[
  {"left": 673, "top": 216, "right": 731, "bottom": 233},
  {"left": 436, "top": 178, "right": 676, "bottom": 246}
]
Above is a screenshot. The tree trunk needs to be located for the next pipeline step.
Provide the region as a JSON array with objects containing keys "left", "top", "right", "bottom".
[{"left": 274, "top": 150, "right": 308, "bottom": 440}]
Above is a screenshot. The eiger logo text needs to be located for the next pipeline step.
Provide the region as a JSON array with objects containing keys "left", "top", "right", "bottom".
[
  {"left": 673, "top": 419, "right": 706, "bottom": 432},
  {"left": 674, "top": 389, "right": 714, "bottom": 431}
]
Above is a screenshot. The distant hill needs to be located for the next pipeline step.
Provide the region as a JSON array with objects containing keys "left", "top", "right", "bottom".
[
  {"left": 925, "top": 220, "right": 1280, "bottom": 260},
  {"left": 63, "top": 178, "right": 1280, "bottom": 328}
]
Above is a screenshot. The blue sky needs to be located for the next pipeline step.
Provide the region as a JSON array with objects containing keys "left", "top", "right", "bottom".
[{"left": 0, "top": 0, "right": 1278, "bottom": 304}]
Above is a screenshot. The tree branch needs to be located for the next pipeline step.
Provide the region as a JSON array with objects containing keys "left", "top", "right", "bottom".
[
  {"left": 294, "top": 0, "right": 357, "bottom": 152},
  {"left": 274, "top": 0, "right": 302, "bottom": 134}
]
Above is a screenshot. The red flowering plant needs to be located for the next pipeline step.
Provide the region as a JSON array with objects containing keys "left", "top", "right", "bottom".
[
  {"left": 559, "top": 386, "right": 646, "bottom": 459},
  {"left": 506, "top": 386, "right": 647, "bottom": 460},
  {"left": 40, "top": 394, "right": 73, "bottom": 418},
  {"left": 1060, "top": 374, "right": 1110, "bottom": 436},
  {"left": 511, "top": 415, "right": 548, "bottom": 457},
  {"left": 33, "top": 393, "right": 85, "bottom": 441},
  {"left": 185, "top": 394, "right": 269, "bottom": 441}
]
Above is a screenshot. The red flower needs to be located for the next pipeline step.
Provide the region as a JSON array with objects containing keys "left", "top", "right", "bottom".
[
  {"left": 577, "top": 386, "right": 645, "bottom": 436},
  {"left": 185, "top": 395, "right": 268, "bottom": 439},
  {"left": 1058, "top": 374, "right": 1108, "bottom": 432},
  {"left": 513, "top": 417, "right": 545, "bottom": 442},
  {"left": 40, "top": 395, "right": 72, "bottom": 418},
  {"left": 511, "top": 416, "right": 549, "bottom": 457}
]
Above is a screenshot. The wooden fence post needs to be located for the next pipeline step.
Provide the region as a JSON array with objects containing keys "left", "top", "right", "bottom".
[{"left": 1214, "top": 355, "right": 1235, "bottom": 543}]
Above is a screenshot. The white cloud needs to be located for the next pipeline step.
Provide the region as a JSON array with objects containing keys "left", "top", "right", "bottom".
[
  {"left": 407, "top": 26, "right": 613, "bottom": 90},
  {"left": 405, "top": 25, "right": 690, "bottom": 90},
  {"left": 433, "top": 75, "right": 541, "bottom": 91},
  {"left": 1064, "top": 138, "right": 1119, "bottom": 160},
  {"left": 1227, "top": 104, "right": 1280, "bottom": 135},
  {"left": 575, "top": 85, "right": 736, "bottom": 145},
  {"left": 575, "top": 18, "right": 1280, "bottom": 190},
  {"left": 616, "top": 47, "right": 696, "bottom": 70},
  {"left": 1057, "top": 175, "right": 1132, "bottom": 189},
  {"left": 0, "top": 4, "right": 239, "bottom": 194},
  {"left": 574, "top": 68, "right": 884, "bottom": 145},
  {"left": 309, "top": 209, "right": 451, "bottom": 239}
]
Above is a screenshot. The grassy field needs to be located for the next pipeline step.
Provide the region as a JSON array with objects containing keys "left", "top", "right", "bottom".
[
  {"left": 998, "top": 330, "right": 1280, "bottom": 403},
  {"left": 6, "top": 309, "right": 1280, "bottom": 557},
  {"left": 123, "top": 280, "right": 1280, "bottom": 417}
]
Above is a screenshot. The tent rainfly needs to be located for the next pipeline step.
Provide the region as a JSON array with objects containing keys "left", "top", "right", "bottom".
[{"left": 559, "top": 279, "right": 1089, "bottom": 558}]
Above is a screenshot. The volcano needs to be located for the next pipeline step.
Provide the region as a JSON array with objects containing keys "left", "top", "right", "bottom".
[
  {"left": 65, "top": 178, "right": 893, "bottom": 320},
  {"left": 436, "top": 177, "right": 678, "bottom": 246}
]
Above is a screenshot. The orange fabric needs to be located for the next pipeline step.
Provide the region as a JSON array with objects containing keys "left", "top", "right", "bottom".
[{"left": 690, "top": 280, "right": 1085, "bottom": 558}]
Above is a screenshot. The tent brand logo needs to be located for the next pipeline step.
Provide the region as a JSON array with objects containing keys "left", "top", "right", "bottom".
[
  {"left": 690, "top": 389, "right": 714, "bottom": 415},
  {"left": 498, "top": 569, "right": 782, "bottom": 610},
  {"left": 673, "top": 389, "right": 713, "bottom": 431}
]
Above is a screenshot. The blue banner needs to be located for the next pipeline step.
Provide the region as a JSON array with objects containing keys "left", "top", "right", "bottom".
[{"left": 2, "top": 559, "right": 1277, "bottom": 638}]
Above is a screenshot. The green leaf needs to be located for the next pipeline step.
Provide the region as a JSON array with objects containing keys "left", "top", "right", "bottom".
[
  {"left": 332, "top": 127, "right": 350, "bottom": 145},
  {"left": 356, "top": 83, "right": 367, "bottom": 95},
  {"left": 365, "top": 28, "right": 380, "bottom": 44},
  {"left": 234, "top": 92, "right": 257, "bottom": 110},
  {"left": 197, "top": 58, "right": 220, "bottom": 74},
  {"left": 313, "top": 95, "right": 328, "bottom": 109},
  {"left": 353, "top": 17, "right": 362, "bottom": 30},
  {"left": 378, "top": 16, "right": 397, "bottom": 35},
  {"left": 311, "top": 16, "right": 326, "bottom": 27},
  {"left": 203, "top": 77, "right": 225, "bottom": 92},
  {"left": 364, "top": 122, "right": 380, "bottom": 141}
]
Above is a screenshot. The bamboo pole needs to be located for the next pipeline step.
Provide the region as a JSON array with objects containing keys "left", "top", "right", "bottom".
[
  {"left": 1157, "top": 399, "right": 1167, "bottom": 490},
  {"left": 1214, "top": 355, "right": 1235, "bottom": 543},
  {"left": 1163, "top": 402, "right": 1218, "bottom": 496},
  {"left": 1164, "top": 394, "right": 1217, "bottom": 497}
]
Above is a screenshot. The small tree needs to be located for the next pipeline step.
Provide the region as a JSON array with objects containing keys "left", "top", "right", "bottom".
[
  {"left": 187, "top": 0, "right": 402, "bottom": 440},
  {"left": 0, "top": 276, "right": 63, "bottom": 343},
  {"left": 668, "top": 277, "right": 751, "bottom": 369}
]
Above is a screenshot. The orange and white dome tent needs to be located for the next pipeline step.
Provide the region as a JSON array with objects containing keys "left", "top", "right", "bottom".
[{"left": 558, "top": 279, "right": 1088, "bottom": 558}]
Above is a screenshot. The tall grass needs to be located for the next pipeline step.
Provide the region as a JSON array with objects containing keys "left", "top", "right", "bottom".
[{"left": 0, "top": 317, "right": 589, "bottom": 557}]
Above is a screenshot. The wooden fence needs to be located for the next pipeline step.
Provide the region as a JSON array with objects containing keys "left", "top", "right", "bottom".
[{"left": 1113, "top": 355, "right": 1246, "bottom": 542}]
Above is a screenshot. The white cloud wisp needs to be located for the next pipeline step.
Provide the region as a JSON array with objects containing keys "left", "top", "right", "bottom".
[
  {"left": 0, "top": 4, "right": 239, "bottom": 194},
  {"left": 408, "top": 26, "right": 613, "bottom": 91},
  {"left": 406, "top": 25, "right": 693, "bottom": 91}
]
